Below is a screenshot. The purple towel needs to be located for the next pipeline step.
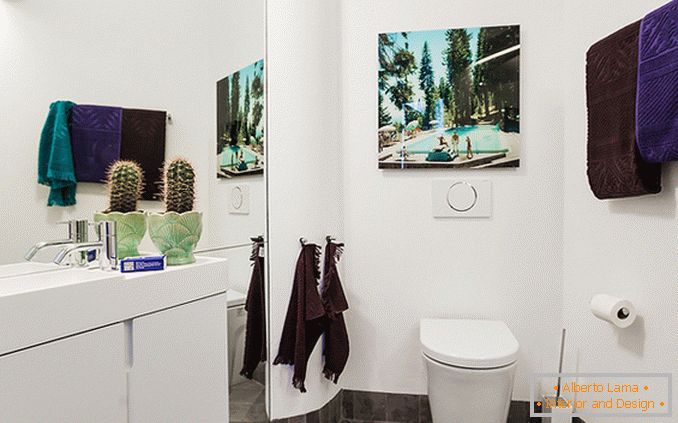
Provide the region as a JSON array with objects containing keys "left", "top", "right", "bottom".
[
  {"left": 70, "top": 105, "right": 122, "bottom": 182},
  {"left": 637, "top": 0, "right": 678, "bottom": 162}
]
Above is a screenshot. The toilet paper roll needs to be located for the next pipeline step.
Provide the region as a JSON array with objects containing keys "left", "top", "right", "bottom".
[{"left": 590, "top": 294, "right": 637, "bottom": 328}]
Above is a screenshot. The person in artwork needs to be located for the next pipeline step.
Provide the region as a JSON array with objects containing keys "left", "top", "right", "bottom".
[
  {"left": 438, "top": 135, "right": 449, "bottom": 148},
  {"left": 466, "top": 136, "right": 474, "bottom": 159},
  {"left": 238, "top": 151, "right": 248, "bottom": 171},
  {"left": 452, "top": 131, "right": 460, "bottom": 155}
]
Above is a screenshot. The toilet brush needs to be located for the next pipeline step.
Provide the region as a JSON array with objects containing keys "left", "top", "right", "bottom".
[
  {"left": 556, "top": 328, "right": 565, "bottom": 399},
  {"left": 543, "top": 329, "right": 572, "bottom": 423}
]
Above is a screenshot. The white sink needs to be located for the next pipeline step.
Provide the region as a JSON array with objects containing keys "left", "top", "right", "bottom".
[
  {"left": 0, "top": 256, "right": 228, "bottom": 355},
  {"left": 0, "top": 262, "right": 62, "bottom": 279}
]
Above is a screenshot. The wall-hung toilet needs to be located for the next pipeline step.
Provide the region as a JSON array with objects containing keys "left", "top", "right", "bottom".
[
  {"left": 227, "top": 290, "right": 247, "bottom": 387},
  {"left": 420, "top": 319, "right": 519, "bottom": 423}
]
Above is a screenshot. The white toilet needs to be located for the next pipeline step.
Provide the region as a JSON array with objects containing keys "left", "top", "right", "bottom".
[
  {"left": 420, "top": 319, "right": 519, "bottom": 423},
  {"left": 227, "top": 290, "right": 247, "bottom": 387}
]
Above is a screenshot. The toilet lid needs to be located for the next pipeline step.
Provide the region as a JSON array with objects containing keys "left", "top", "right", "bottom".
[
  {"left": 227, "top": 289, "right": 246, "bottom": 309},
  {"left": 420, "top": 319, "right": 519, "bottom": 369}
]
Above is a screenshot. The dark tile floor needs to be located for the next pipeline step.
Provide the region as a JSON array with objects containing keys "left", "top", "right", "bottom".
[
  {"left": 275, "top": 389, "right": 588, "bottom": 423},
  {"left": 230, "top": 378, "right": 267, "bottom": 423}
]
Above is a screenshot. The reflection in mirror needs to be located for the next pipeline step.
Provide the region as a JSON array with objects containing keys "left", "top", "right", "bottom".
[{"left": 0, "top": 0, "right": 267, "bottom": 422}]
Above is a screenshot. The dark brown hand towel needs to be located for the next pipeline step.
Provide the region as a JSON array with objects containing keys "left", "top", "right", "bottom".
[
  {"left": 273, "top": 244, "right": 325, "bottom": 393},
  {"left": 120, "top": 109, "right": 167, "bottom": 200},
  {"left": 586, "top": 21, "right": 662, "bottom": 199},
  {"left": 241, "top": 241, "right": 266, "bottom": 379},
  {"left": 321, "top": 240, "right": 349, "bottom": 384}
]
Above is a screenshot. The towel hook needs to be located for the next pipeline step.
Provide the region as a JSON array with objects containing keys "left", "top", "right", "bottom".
[{"left": 299, "top": 237, "right": 308, "bottom": 247}]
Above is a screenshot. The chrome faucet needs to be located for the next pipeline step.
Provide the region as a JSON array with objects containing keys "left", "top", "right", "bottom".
[
  {"left": 25, "top": 220, "right": 89, "bottom": 261},
  {"left": 54, "top": 221, "right": 118, "bottom": 271}
]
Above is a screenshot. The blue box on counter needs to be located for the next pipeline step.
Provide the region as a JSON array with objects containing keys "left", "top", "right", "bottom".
[{"left": 120, "top": 256, "right": 166, "bottom": 273}]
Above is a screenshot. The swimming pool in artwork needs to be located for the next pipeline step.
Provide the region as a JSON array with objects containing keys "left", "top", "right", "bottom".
[
  {"left": 220, "top": 145, "right": 260, "bottom": 167},
  {"left": 406, "top": 125, "right": 509, "bottom": 154}
]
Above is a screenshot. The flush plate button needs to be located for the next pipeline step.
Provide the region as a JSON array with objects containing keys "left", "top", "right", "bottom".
[
  {"left": 433, "top": 180, "right": 492, "bottom": 218},
  {"left": 228, "top": 185, "right": 250, "bottom": 214},
  {"left": 447, "top": 181, "right": 478, "bottom": 212}
]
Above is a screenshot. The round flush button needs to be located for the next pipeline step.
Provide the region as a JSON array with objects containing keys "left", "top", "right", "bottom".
[
  {"left": 231, "top": 186, "right": 244, "bottom": 209},
  {"left": 447, "top": 182, "right": 478, "bottom": 212}
]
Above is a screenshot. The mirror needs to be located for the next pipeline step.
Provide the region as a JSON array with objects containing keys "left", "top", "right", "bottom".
[{"left": 0, "top": 0, "right": 268, "bottom": 421}]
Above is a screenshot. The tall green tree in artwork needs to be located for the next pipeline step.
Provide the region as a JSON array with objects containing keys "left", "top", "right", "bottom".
[
  {"left": 444, "top": 29, "right": 473, "bottom": 125},
  {"left": 379, "top": 32, "right": 417, "bottom": 127},
  {"left": 241, "top": 76, "right": 251, "bottom": 144},
  {"left": 418, "top": 41, "right": 435, "bottom": 129},
  {"left": 217, "top": 75, "right": 230, "bottom": 154},
  {"left": 229, "top": 71, "right": 241, "bottom": 146},
  {"left": 473, "top": 28, "right": 490, "bottom": 118},
  {"left": 251, "top": 68, "right": 264, "bottom": 143},
  {"left": 378, "top": 34, "right": 395, "bottom": 127}
]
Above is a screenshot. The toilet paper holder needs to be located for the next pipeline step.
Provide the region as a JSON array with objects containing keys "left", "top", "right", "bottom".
[{"left": 590, "top": 294, "right": 637, "bottom": 328}]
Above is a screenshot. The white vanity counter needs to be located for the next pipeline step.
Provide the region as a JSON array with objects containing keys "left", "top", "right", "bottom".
[
  {"left": 0, "top": 256, "right": 228, "bottom": 355},
  {"left": 0, "top": 257, "right": 229, "bottom": 423}
]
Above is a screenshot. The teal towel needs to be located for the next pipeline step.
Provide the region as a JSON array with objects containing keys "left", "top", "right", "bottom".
[
  {"left": 38, "top": 101, "right": 77, "bottom": 206},
  {"left": 426, "top": 150, "right": 453, "bottom": 162}
]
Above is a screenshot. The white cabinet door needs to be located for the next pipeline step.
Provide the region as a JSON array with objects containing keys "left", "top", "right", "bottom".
[
  {"left": 129, "top": 294, "right": 228, "bottom": 423},
  {"left": 0, "top": 324, "right": 128, "bottom": 423}
]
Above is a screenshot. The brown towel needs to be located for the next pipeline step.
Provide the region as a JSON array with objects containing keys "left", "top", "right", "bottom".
[
  {"left": 586, "top": 21, "right": 661, "bottom": 199},
  {"left": 241, "top": 241, "right": 266, "bottom": 379},
  {"left": 321, "top": 240, "right": 349, "bottom": 383},
  {"left": 120, "top": 108, "right": 167, "bottom": 201},
  {"left": 273, "top": 243, "right": 325, "bottom": 393}
]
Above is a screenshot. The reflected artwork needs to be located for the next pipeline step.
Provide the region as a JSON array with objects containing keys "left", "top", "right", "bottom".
[{"left": 217, "top": 59, "right": 265, "bottom": 178}]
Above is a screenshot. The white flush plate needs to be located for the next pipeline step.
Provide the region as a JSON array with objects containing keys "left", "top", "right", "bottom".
[
  {"left": 228, "top": 185, "right": 250, "bottom": 214},
  {"left": 432, "top": 179, "right": 492, "bottom": 218}
]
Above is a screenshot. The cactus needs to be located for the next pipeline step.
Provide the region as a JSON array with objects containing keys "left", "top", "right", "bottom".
[
  {"left": 162, "top": 157, "right": 196, "bottom": 214},
  {"left": 105, "top": 160, "right": 144, "bottom": 213}
]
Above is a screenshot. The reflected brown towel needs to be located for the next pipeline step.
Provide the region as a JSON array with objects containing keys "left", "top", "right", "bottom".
[
  {"left": 586, "top": 21, "right": 661, "bottom": 199},
  {"left": 241, "top": 241, "right": 266, "bottom": 379},
  {"left": 321, "top": 240, "right": 349, "bottom": 384},
  {"left": 120, "top": 109, "right": 166, "bottom": 200},
  {"left": 273, "top": 244, "right": 325, "bottom": 393}
]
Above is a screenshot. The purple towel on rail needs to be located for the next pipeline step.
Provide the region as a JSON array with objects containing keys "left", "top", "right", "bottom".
[
  {"left": 636, "top": 0, "right": 678, "bottom": 162},
  {"left": 70, "top": 105, "right": 122, "bottom": 182}
]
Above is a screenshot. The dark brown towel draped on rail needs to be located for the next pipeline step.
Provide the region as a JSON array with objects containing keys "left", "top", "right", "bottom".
[
  {"left": 120, "top": 108, "right": 167, "bottom": 200},
  {"left": 586, "top": 21, "right": 661, "bottom": 199},
  {"left": 321, "top": 240, "right": 349, "bottom": 384},
  {"left": 273, "top": 243, "right": 325, "bottom": 393},
  {"left": 241, "top": 241, "right": 266, "bottom": 379}
]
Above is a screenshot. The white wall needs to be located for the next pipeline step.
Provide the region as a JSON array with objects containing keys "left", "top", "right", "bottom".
[
  {"left": 338, "top": 0, "right": 565, "bottom": 400},
  {"left": 0, "top": 0, "right": 265, "bottom": 268},
  {"left": 561, "top": 1, "right": 678, "bottom": 421},
  {"left": 267, "top": 0, "right": 344, "bottom": 418},
  {"left": 0, "top": 0, "right": 207, "bottom": 262}
]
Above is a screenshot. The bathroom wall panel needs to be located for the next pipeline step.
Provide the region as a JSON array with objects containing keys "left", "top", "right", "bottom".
[
  {"left": 338, "top": 0, "right": 565, "bottom": 400},
  {"left": 267, "top": 0, "right": 344, "bottom": 418},
  {"left": 0, "top": 0, "right": 209, "bottom": 261},
  {"left": 0, "top": 0, "right": 265, "bottom": 263},
  {"left": 561, "top": 1, "right": 678, "bottom": 422}
]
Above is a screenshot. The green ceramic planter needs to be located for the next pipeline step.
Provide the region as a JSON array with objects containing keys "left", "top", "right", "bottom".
[
  {"left": 147, "top": 211, "right": 203, "bottom": 266},
  {"left": 94, "top": 211, "right": 147, "bottom": 259}
]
